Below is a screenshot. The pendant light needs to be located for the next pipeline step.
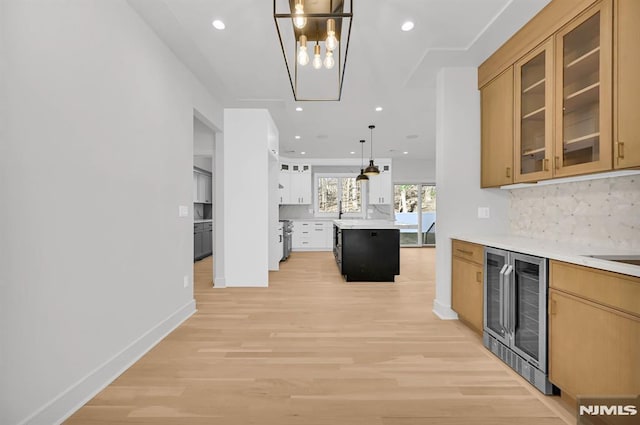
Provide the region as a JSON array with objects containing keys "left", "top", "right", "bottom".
[
  {"left": 364, "top": 125, "right": 380, "bottom": 176},
  {"left": 312, "top": 42, "right": 322, "bottom": 69},
  {"left": 297, "top": 35, "right": 309, "bottom": 66},
  {"left": 293, "top": 0, "right": 307, "bottom": 29},
  {"left": 356, "top": 139, "right": 369, "bottom": 182},
  {"left": 325, "top": 18, "right": 338, "bottom": 51}
]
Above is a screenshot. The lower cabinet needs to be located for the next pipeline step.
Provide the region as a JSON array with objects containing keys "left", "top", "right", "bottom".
[
  {"left": 292, "top": 221, "right": 332, "bottom": 251},
  {"left": 451, "top": 240, "right": 484, "bottom": 335},
  {"left": 548, "top": 261, "right": 640, "bottom": 397},
  {"left": 193, "top": 222, "right": 213, "bottom": 261},
  {"left": 194, "top": 224, "right": 203, "bottom": 260},
  {"left": 335, "top": 227, "right": 400, "bottom": 282}
]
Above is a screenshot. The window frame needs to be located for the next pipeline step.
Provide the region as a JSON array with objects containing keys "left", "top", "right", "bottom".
[{"left": 314, "top": 173, "right": 366, "bottom": 218}]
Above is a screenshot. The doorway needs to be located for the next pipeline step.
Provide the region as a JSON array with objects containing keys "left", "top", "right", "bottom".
[
  {"left": 193, "top": 116, "right": 215, "bottom": 287},
  {"left": 393, "top": 184, "right": 436, "bottom": 247}
]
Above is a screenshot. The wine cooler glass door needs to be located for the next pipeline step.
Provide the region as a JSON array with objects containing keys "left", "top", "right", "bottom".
[
  {"left": 510, "top": 253, "right": 548, "bottom": 372},
  {"left": 484, "top": 248, "right": 509, "bottom": 345}
]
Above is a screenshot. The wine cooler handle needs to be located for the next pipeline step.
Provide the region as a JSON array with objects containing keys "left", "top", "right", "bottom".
[
  {"left": 498, "top": 264, "right": 508, "bottom": 333},
  {"left": 504, "top": 265, "right": 515, "bottom": 335}
]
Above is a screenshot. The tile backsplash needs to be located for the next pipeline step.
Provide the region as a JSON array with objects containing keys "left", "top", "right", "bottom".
[{"left": 509, "top": 175, "right": 640, "bottom": 250}]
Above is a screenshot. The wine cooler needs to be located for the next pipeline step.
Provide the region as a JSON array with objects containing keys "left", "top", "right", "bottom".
[{"left": 483, "top": 247, "right": 555, "bottom": 394}]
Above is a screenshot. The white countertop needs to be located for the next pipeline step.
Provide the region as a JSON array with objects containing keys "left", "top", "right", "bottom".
[
  {"left": 333, "top": 219, "right": 414, "bottom": 230},
  {"left": 194, "top": 219, "right": 212, "bottom": 223},
  {"left": 451, "top": 234, "right": 640, "bottom": 278}
]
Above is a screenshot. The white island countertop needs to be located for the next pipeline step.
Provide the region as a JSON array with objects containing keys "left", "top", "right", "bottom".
[
  {"left": 333, "top": 219, "right": 414, "bottom": 230},
  {"left": 451, "top": 234, "right": 640, "bottom": 278}
]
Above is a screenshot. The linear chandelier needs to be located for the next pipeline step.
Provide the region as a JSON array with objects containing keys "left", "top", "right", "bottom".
[{"left": 273, "top": 0, "right": 353, "bottom": 101}]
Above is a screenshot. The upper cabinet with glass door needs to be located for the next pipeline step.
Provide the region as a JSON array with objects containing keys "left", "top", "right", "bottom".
[
  {"left": 554, "top": 0, "right": 612, "bottom": 177},
  {"left": 515, "top": 39, "right": 554, "bottom": 182}
]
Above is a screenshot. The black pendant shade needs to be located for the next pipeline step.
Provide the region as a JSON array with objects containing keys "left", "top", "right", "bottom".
[
  {"left": 356, "top": 139, "right": 369, "bottom": 182},
  {"left": 356, "top": 170, "right": 369, "bottom": 181},
  {"left": 364, "top": 125, "right": 380, "bottom": 176}
]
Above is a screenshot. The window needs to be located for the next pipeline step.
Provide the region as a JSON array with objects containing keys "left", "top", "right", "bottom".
[{"left": 316, "top": 174, "right": 362, "bottom": 216}]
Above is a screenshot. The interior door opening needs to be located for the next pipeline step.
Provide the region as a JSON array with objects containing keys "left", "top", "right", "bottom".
[{"left": 193, "top": 116, "right": 215, "bottom": 288}]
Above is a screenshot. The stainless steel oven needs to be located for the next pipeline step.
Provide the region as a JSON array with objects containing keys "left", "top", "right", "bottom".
[
  {"left": 280, "top": 220, "right": 293, "bottom": 261},
  {"left": 483, "top": 247, "right": 555, "bottom": 394}
]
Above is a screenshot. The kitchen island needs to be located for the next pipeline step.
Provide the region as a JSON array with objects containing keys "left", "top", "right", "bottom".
[{"left": 333, "top": 220, "right": 404, "bottom": 282}]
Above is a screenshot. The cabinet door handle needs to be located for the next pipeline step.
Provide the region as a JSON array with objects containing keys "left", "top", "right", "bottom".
[
  {"left": 505, "top": 167, "right": 511, "bottom": 178},
  {"left": 279, "top": 235, "right": 282, "bottom": 242},
  {"left": 550, "top": 298, "right": 557, "bottom": 316},
  {"left": 554, "top": 156, "right": 560, "bottom": 170},
  {"left": 476, "top": 271, "right": 482, "bottom": 283},
  {"left": 544, "top": 158, "right": 549, "bottom": 172},
  {"left": 618, "top": 142, "right": 625, "bottom": 159},
  {"left": 456, "top": 248, "right": 473, "bottom": 255}
]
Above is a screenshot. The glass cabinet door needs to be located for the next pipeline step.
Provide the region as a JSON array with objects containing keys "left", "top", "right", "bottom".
[
  {"left": 515, "top": 39, "right": 554, "bottom": 182},
  {"left": 510, "top": 255, "right": 547, "bottom": 371},
  {"left": 484, "top": 249, "right": 508, "bottom": 344},
  {"left": 554, "top": 1, "right": 612, "bottom": 176}
]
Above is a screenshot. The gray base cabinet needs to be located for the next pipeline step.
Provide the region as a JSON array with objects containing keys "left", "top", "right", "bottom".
[{"left": 194, "top": 222, "right": 212, "bottom": 261}]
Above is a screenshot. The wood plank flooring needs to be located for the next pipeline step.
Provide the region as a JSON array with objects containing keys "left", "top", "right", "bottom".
[{"left": 65, "top": 249, "right": 574, "bottom": 425}]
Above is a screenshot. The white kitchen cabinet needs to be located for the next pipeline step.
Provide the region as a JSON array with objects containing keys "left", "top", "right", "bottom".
[
  {"left": 279, "top": 163, "right": 291, "bottom": 204},
  {"left": 291, "top": 220, "right": 332, "bottom": 251},
  {"left": 193, "top": 171, "right": 199, "bottom": 201},
  {"left": 193, "top": 169, "right": 212, "bottom": 203},
  {"left": 290, "top": 163, "right": 311, "bottom": 204},
  {"left": 280, "top": 162, "right": 311, "bottom": 205},
  {"left": 368, "top": 163, "right": 392, "bottom": 204}
]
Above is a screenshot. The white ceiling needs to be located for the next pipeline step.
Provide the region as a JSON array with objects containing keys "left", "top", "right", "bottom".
[{"left": 128, "top": 0, "right": 550, "bottom": 160}]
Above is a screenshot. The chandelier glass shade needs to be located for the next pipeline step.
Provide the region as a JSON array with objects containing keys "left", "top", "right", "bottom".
[{"left": 274, "top": 0, "right": 353, "bottom": 101}]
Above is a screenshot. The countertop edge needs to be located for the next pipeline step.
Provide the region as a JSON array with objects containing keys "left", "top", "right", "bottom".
[{"left": 451, "top": 234, "right": 640, "bottom": 278}]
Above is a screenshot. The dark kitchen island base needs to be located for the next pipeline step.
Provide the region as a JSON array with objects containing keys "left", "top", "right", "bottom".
[{"left": 334, "top": 226, "right": 400, "bottom": 282}]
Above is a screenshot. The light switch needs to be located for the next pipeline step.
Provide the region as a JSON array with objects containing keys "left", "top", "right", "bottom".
[
  {"left": 478, "top": 207, "right": 490, "bottom": 219},
  {"left": 178, "top": 205, "right": 189, "bottom": 217}
]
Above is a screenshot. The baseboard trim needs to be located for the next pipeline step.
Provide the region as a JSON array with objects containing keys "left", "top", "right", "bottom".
[
  {"left": 18, "top": 300, "right": 196, "bottom": 425},
  {"left": 432, "top": 299, "right": 459, "bottom": 320},
  {"left": 213, "top": 276, "right": 226, "bottom": 288}
]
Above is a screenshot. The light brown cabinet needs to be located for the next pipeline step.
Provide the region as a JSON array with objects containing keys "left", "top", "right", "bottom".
[
  {"left": 548, "top": 261, "right": 640, "bottom": 398},
  {"left": 514, "top": 38, "right": 554, "bottom": 182},
  {"left": 478, "top": 0, "right": 638, "bottom": 187},
  {"left": 451, "top": 240, "right": 484, "bottom": 335},
  {"left": 614, "top": 0, "right": 640, "bottom": 169},
  {"left": 481, "top": 68, "right": 514, "bottom": 188},
  {"left": 554, "top": 0, "right": 613, "bottom": 177}
]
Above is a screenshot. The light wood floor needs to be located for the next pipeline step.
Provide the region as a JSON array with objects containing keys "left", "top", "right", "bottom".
[{"left": 66, "top": 249, "right": 574, "bottom": 425}]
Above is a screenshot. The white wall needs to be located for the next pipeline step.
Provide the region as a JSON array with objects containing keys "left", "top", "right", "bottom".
[
  {"left": 221, "top": 109, "right": 274, "bottom": 287},
  {"left": 434, "top": 67, "right": 509, "bottom": 320},
  {"left": 193, "top": 116, "right": 215, "bottom": 158},
  {"left": 0, "top": 1, "right": 223, "bottom": 424},
  {"left": 193, "top": 156, "right": 212, "bottom": 172},
  {"left": 392, "top": 158, "right": 435, "bottom": 183}
]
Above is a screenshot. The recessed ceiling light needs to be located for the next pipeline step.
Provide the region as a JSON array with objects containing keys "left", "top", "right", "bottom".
[
  {"left": 300, "top": 151, "right": 306, "bottom": 155},
  {"left": 212, "top": 20, "right": 226, "bottom": 30},
  {"left": 350, "top": 151, "right": 355, "bottom": 155},
  {"left": 295, "top": 135, "right": 301, "bottom": 140},
  {"left": 375, "top": 106, "right": 383, "bottom": 112},
  {"left": 401, "top": 21, "right": 414, "bottom": 32},
  {"left": 403, "top": 151, "right": 409, "bottom": 155},
  {"left": 296, "top": 107, "right": 303, "bottom": 112}
]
